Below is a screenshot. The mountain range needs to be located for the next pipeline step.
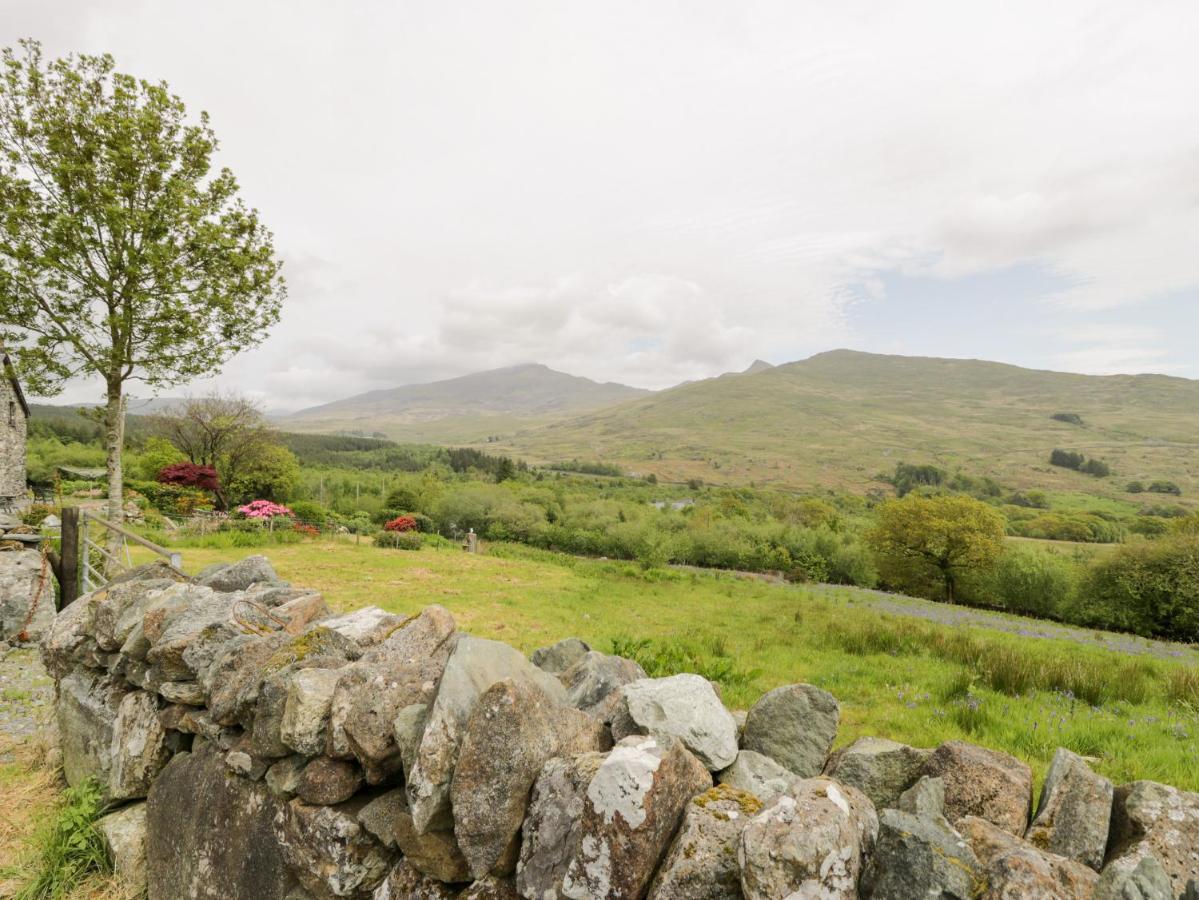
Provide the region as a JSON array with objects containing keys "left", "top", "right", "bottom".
[{"left": 282, "top": 350, "right": 1199, "bottom": 501}]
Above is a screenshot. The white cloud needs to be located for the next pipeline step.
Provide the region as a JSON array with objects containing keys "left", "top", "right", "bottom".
[{"left": 6, "top": 0, "right": 1199, "bottom": 406}]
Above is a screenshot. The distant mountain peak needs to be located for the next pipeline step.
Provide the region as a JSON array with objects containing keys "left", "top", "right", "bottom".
[{"left": 743, "top": 359, "right": 774, "bottom": 374}]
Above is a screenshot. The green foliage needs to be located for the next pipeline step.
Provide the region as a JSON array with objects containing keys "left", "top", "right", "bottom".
[
  {"left": 374, "top": 530, "right": 423, "bottom": 550},
  {"left": 1050, "top": 449, "right": 1086, "bottom": 470},
  {"left": 126, "top": 479, "right": 210, "bottom": 516},
  {"left": 868, "top": 495, "right": 1007, "bottom": 602},
  {"left": 287, "top": 500, "right": 330, "bottom": 524},
  {"left": 1008, "top": 510, "right": 1126, "bottom": 543},
  {"left": 135, "top": 436, "right": 187, "bottom": 481},
  {"left": 227, "top": 444, "right": 300, "bottom": 504},
  {"left": 1076, "top": 535, "right": 1199, "bottom": 642},
  {"left": 984, "top": 546, "right": 1079, "bottom": 619},
  {"left": 1126, "top": 481, "right": 1145, "bottom": 494},
  {"left": 1080, "top": 458, "right": 1111, "bottom": 478},
  {"left": 609, "top": 635, "right": 760, "bottom": 692},
  {"left": 550, "top": 460, "right": 624, "bottom": 477},
  {"left": 1148, "top": 480, "right": 1182, "bottom": 496},
  {"left": 891, "top": 462, "right": 945, "bottom": 497},
  {"left": 13, "top": 778, "right": 110, "bottom": 900}
]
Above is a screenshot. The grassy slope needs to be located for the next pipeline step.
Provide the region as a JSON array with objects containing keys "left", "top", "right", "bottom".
[
  {"left": 496, "top": 350, "right": 1199, "bottom": 501},
  {"left": 144, "top": 540, "right": 1199, "bottom": 791}
]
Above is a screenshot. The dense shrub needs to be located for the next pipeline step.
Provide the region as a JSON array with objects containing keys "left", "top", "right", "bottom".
[
  {"left": 126, "top": 479, "right": 211, "bottom": 516},
  {"left": 237, "top": 499, "right": 294, "bottom": 519},
  {"left": 1010, "top": 512, "right": 1125, "bottom": 543},
  {"left": 1074, "top": 535, "right": 1199, "bottom": 642},
  {"left": 1079, "top": 458, "right": 1111, "bottom": 478},
  {"left": 383, "top": 515, "right": 418, "bottom": 532},
  {"left": 1051, "top": 412, "right": 1084, "bottom": 426},
  {"left": 1050, "top": 449, "right": 1085, "bottom": 470},
  {"left": 374, "top": 530, "right": 423, "bottom": 550},
  {"left": 891, "top": 462, "right": 946, "bottom": 497},
  {"left": 985, "top": 547, "right": 1079, "bottom": 619},
  {"left": 158, "top": 462, "right": 221, "bottom": 492},
  {"left": 287, "top": 500, "right": 331, "bottom": 524},
  {"left": 1148, "top": 480, "right": 1182, "bottom": 496},
  {"left": 1126, "top": 481, "right": 1145, "bottom": 493},
  {"left": 1006, "top": 491, "right": 1049, "bottom": 509}
]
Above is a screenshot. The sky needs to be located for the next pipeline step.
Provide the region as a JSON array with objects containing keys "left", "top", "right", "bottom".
[{"left": 4, "top": 0, "right": 1199, "bottom": 410}]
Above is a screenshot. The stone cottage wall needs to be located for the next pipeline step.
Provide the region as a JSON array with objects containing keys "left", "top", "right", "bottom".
[
  {"left": 41, "top": 554, "right": 1199, "bottom": 899},
  {"left": 0, "top": 369, "right": 27, "bottom": 498}
]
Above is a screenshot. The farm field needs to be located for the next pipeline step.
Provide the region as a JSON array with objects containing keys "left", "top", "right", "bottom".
[{"left": 135, "top": 539, "right": 1199, "bottom": 792}]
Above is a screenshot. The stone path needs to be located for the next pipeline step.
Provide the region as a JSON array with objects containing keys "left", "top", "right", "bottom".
[{"left": 0, "top": 643, "right": 54, "bottom": 762}]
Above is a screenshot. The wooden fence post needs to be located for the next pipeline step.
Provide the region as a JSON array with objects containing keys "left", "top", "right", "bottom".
[{"left": 59, "top": 505, "right": 80, "bottom": 609}]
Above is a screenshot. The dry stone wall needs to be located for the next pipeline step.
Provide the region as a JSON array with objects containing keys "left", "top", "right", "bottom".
[{"left": 40, "top": 554, "right": 1199, "bottom": 899}]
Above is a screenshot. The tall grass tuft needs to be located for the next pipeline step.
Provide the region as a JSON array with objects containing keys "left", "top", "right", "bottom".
[
  {"left": 610, "top": 635, "right": 760, "bottom": 693},
  {"left": 13, "top": 779, "right": 111, "bottom": 900}
]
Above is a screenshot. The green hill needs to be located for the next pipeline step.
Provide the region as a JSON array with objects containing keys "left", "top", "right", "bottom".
[
  {"left": 496, "top": 350, "right": 1199, "bottom": 501},
  {"left": 281, "top": 363, "right": 649, "bottom": 442}
]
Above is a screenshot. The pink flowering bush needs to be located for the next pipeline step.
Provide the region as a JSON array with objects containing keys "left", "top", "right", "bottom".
[{"left": 237, "top": 499, "right": 294, "bottom": 519}]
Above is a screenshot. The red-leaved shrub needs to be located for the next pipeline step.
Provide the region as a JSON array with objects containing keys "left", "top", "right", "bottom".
[
  {"left": 158, "top": 462, "right": 221, "bottom": 492},
  {"left": 383, "top": 515, "right": 418, "bottom": 533}
]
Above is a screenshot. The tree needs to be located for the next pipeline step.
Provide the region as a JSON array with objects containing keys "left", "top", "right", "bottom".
[
  {"left": 0, "top": 41, "right": 283, "bottom": 540},
  {"left": 867, "top": 495, "right": 1006, "bottom": 602},
  {"left": 156, "top": 394, "right": 283, "bottom": 509}
]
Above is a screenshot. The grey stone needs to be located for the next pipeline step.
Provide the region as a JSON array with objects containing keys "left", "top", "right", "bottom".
[
  {"left": 372, "top": 860, "right": 459, "bottom": 899},
  {"left": 158, "top": 680, "right": 206, "bottom": 705},
  {"left": 460, "top": 876, "right": 518, "bottom": 899},
  {"left": 516, "top": 752, "right": 607, "bottom": 900},
  {"left": 297, "top": 756, "right": 363, "bottom": 806},
  {"left": 197, "top": 554, "right": 285, "bottom": 592},
  {"left": 91, "top": 577, "right": 177, "bottom": 651},
  {"left": 41, "top": 590, "right": 101, "bottom": 678},
  {"left": 281, "top": 668, "right": 342, "bottom": 756},
  {"left": 267, "top": 755, "right": 308, "bottom": 798},
  {"left": 320, "top": 606, "right": 406, "bottom": 646},
  {"left": 613, "top": 674, "right": 739, "bottom": 771},
  {"left": 1107, "top": 780, "right": 1199, "bottom": 896},
  {"left": 959, "top": 815, "right": 1099, "bottom": 899},
  {"left": 738, "top": 777, "right": 877, "bottom": 900},
  {"left": 393, "top": 703, "right": 428, "bottom": 779},
  {"left": 452, "top": 678, "right": 609, "bottom": 879},
  {"left": 146, "top": 745, "right": 298, "bottom": 900},
  {"left": 823, "top": 736, "right": 931, "bottom": 810},
  {"left": 109, "top": 689, "right": 172, "bottom": 799},
  {"left": 920, "top": 739, "right": 1032, "bottom": 836},
  {"left": 56, "top": 668, "right": 128, "bottom": 798},
  {"left": 406, "top": 634, "right": 565, "bottom": 833},
  {"left": 97, "top": 802, "right": 147, "bottom": 895},
  {"left": 275, "top": 797, "right": 395, "bottom": 899},
  {"left": 560, "top": 736, "right": 713, "bottom": 899},
  {"left": 559, "top": 650, "right": 647, "bottom": 721},
  {"left": 1094, "top": 855, "right": 1175, "bottom": 900},
  {"left": 898, "top": 775, "right": 946, "bottom": 819},
  {"left": 717, "top": 749, "right": 803, "bottom": 803},
  {"left": 0, "top": 549, "right": 55, "bottom": 642},
  {"left": 1026, "top": 747, "right": 1113, "bottom": 871},
  {"left": 648, "top": 784, "right": 762, "bottom": 899},
  {"left": 226, "top": 748, "right": 270, "bottom": 780},
  {"left": 394, "top": 790, "right": 472, "bottom": 883},
  {"left": 358, "top": 788, "right": 405, "bottom": 849},
  {"left": 741, "top": 683, "right": 839, "bottom": 778},
  {"left": 862, "top": 808, "right": 980, "bottom": 899},
  {"left": 530, "top": 637, "right": 590, "bottom": 674}
]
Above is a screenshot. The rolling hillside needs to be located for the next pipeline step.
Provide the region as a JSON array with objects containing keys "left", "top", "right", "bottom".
[
  {"left": 495, "top": 350, "right": 1199, "bottom": 501},
  {"left": 282, "top": 363, "right": 649, "bottom": 442}
]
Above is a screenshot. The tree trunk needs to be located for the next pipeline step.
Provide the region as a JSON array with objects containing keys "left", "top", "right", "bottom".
[
  {"left": 944, "top": 569, "right": 955, "bottom": 603},
  {"left": 103, "top": 383, "right": 126, "bottom": 573}
]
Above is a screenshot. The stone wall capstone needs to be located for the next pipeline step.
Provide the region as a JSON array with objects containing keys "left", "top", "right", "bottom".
[{"left": 39, "top": 554, "right": 1199, "bottom": 898}]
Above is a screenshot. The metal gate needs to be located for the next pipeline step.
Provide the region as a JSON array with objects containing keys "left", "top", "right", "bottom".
[{"left": 78, "top": 509, "right": 183, "bottom": 595}]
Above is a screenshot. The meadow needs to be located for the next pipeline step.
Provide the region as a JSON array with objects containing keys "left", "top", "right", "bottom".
[{"left": 134, "top": 537, "right": 1199, "bottom": 793}]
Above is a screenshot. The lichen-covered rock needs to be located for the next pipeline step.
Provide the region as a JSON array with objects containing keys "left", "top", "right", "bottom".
[
  {"left": 898, "top": 775, "right": 946, "bottom": 819},
  {"left": 394, "top": 791, "right": 472, "bottom": 883},
  {"left": 919, "top": 739, "right": 1032, "bottom": 835},
  {"left": 613, "top": 674, "right": 739, "bottom": 771},
  {"left": 41, "top": 590, "right": 101, "bottom": 678},
  {"left": 206, "top": 633, "right": 289, "bottom": 726},
  {"left": 560, "top": 650, "right": 647, "bottom": 721},
  {"left": 741, "top": 683, "right": 839, "bottom": 778},
  {"left": 393, "top": 702, "right": 428, "bottom": 777},
  {"left": 320, "top": 606, "right": 406, "bottom": 646},
  {"left": 1107, "top": 780, "right": 1199, "bottom": 896},
  {"left": 861, "top": 808, "right": 980, "bottom": 899},
  {"left": 452, "top": 678, "right": 609, "bottom": 879},
  {"left": 97, "top": 801, "right": 147, "bottom": 895},
  {"left": 91, "top": 577, "right": 178, "bottom": 651},
  {"left": 1025, "top": 747, "right": 1113, "bottom": 870},
  {"left": 297, "top": 756, "right": 364, "bottom": 806},
  {"left": 717, "top": 749, "right": 803, "bottom": 804},
  {"left": 648, "top": 784, "right": 761, "bottom": 899},
  {"left": 406, "top": 634, "right": 566, "bottom": 833},
  {"left": 109, "top": 689, "right": 172, "bottom": 800},
  {"left": 460, "top": 876, "right": 518, "bottom": 899},
  {"left": 339, "top": 606, "right": 457, "bottom": 783},
  {"left": 56, "top": 668, "right": 128, "bottom": 797},
  {"left": 281, "top": 668, "right": 342, "bottom": 756},
  {"left": 823, "top": 735, "right": 930, "bottom": 810},
  {"left": 559, "top": 735, "right": 712, "bottom": 899},
  {"left": 357, "top": 788, "right": 405, "bottom": 849},
  {"left": 959, "top": 815, "right": 1099, "bottom": 899},
  {"left": 1094, "top": 855, "right": 1175, "bottom": 900},
  {"left": 146, "top": 745, "right": 298, "bottom": 900},
  {"left": 516, "top": 752, "right": 607, "bottom": 899},
  {"left": 737, "top": 777, "right": 877, "bottom": 899},
  {"left": 274, "top": 797, "right": 395, "bottom": 899},
  {"left": 267, "top": 755, "right": 309, "bottom": 799},
  {"left": 197, "top": 555, "right": 285, "bottom": 592},
  {"left": 0, "top": 548, "right": 55, "bottom": 642},
  {"left": 372, "top": 861, "right": 459, "bottom": 899},
  {"left": 531, "top": 637, "right": 590, "bottom": 674}
]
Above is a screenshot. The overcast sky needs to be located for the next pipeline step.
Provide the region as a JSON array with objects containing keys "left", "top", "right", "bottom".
[{"left": 6, "top": 0, "right": 1199, "bottom": 410}]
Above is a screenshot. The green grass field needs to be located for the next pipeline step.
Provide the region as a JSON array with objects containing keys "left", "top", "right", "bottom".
[{"left": 140, "top": 538, "right": 1199, "bottom": 792}]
